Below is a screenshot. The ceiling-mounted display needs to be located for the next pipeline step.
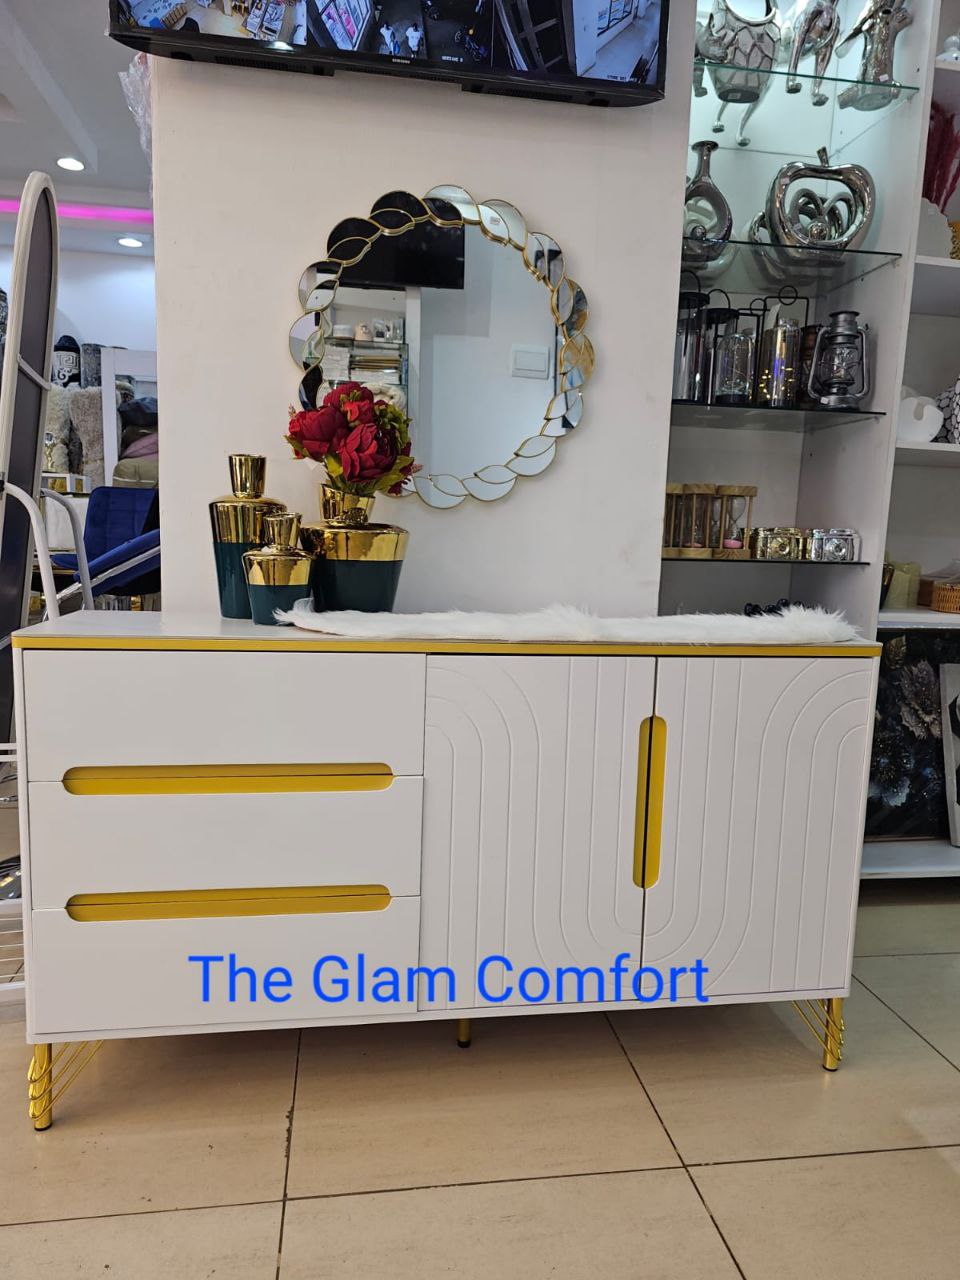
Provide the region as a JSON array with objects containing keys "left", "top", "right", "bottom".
[{"left": 109, "top": 0, "right": 669, "bottom": 108}]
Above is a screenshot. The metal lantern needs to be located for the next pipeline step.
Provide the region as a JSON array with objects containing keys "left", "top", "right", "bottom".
[
  {"left": 710, "top": 485, "right": 757, "bottom": 560},
  {"left": 679, "top": 484, "right": 717, "bottom": 559},
  {"left": 663, "top": 484, "right": 684, "bottom": 559},
  {"left": 808, "top": 310, "right": 870, "bottom": 409}
]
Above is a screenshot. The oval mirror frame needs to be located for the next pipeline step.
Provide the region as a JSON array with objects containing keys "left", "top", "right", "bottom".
[{"left": 290, "top": 186, "right": 592, "bottom": 508}]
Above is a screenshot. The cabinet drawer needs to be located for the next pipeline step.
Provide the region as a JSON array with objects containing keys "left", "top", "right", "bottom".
[
  {"left": 29, "top": 898, "right": 421, "bottom": 1036},
  {"left": 27, "top": 778, "right": 423, "bottom": 908},
  {"left": 22, "top": 650, "right": 426, "bottom": 780}
]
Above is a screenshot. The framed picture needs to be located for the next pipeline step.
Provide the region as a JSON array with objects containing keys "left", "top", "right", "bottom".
[{"left": 941, "top": 663, "right": 960, "bottom": 848}]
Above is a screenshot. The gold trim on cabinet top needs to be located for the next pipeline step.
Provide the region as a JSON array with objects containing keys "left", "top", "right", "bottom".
[
  {"left": 62, "top": 763, "right": 394, "bottom": 795},
  {"left": 14, "top": 634, "right": 883, "bottom": 658},
  {"left": 290, "top": 185, "right": 592, "bottom": 509},
  {"left": 66, "top": 885, "right": 392, "bottom": 921}
]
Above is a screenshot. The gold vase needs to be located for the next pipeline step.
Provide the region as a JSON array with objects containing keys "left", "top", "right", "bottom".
[
  {"left": 243, "top": 513, "right": 313, "bottom": 626},
  {"left": 300, "top": 484, "right": 407, "bottom": 613},
  {"left": 209, "top": 454, "right": 285, "bottom": 619},
  {"left": 318, "top": 483, "right": 376, "bottom": 527}
]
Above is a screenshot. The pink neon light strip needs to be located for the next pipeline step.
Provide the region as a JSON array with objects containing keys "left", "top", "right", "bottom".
[{"left": 0, "top": 198, "right": 153, "bottom": 226}]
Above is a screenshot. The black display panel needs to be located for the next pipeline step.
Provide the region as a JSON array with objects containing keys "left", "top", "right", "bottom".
[{"left": 109, "top": 0, "right": 669, "bottom": 108}]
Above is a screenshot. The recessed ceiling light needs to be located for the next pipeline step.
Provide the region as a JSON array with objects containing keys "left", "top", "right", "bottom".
[
  {"left": 56, "top": 157, "right": 85, "bottom": 172},
  {"left": 117, "top": 236, "right": 144, "bottom": 248}
]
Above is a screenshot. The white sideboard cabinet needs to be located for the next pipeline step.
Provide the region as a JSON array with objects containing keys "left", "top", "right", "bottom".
[{"left": 13, "top": 615, "right": 879, "bottom": 1129}]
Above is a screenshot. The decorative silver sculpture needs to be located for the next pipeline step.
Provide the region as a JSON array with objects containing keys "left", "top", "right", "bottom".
[
  {"left": 682, "top": 141, "right": 734, "bottom": 275},
  {"left": 693, "top": 0, "right": 782, "bottom": 149},
  {"left": 747, "top": 147, "right": 875, "bottom": 283},
  {"left": 835, "top": 0, "right": 913, "bottom": 111},
  {"left": 808, "top": 310, "right": 870, "bottom": 409},
  {"left": 785, "top": 1, "right": 841, "bottom": 105}
]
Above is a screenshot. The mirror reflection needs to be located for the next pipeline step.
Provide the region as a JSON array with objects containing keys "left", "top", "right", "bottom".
[{"left": 291, "top": 190, "right": 592, "bottom": 507}]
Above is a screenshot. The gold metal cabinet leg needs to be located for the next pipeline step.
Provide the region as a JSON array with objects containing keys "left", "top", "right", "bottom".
[
  {"left": 28, "top": 1044, "right": 53, "bottom": 1131},
  {"left": 456, "top": 1018, "right": 472, "bottom": 1049},
  {"left": 821, "top": 997, "right": 845, "bottom": 1071},
  {"left": 27, "top": 1040, "right": 105, "bottom": 1130},
  {"left": 792, "top": 998, "right": 845, "bottom": 1071}
]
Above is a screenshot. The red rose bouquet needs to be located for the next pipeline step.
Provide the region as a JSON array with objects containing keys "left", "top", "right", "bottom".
[{"left": 286, "top": 383, "right": 419, "bottom": 497}]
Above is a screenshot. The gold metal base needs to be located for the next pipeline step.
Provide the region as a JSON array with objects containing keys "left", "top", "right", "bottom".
[
  {"left": 456, "top": 1018, "right": 472, "bottom": 1049},
  {"left": 28, "top": 1040, "right": 104, "bottom": 1130},
  {"left": 792, "top": 997, "right": 845, "bottom": 1070}
]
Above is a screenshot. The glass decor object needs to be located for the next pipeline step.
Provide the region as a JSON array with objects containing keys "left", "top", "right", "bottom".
[
  {"left": 757, "top": 314, "right": 801, "bottom": 408},
  {"left": 712, "top": 322, "right": 756, "bottom": 405},
  {"left": 243, "top": 513, "right": 313, "bottom": 626},
  {"left": 662, "top": 483, "right": 684, "bottom": 559},
  {"left": 209, "top": 454, "right": 285, "bottom": 620},
  {"left": 673, "top": 290, "right": 710, "bottom": 403},
  {"left": 679, "top": 484, "right": 717, "bottom": 559},
  {"left": 710, "top": 485, "right": 757, "bottom": 560}
]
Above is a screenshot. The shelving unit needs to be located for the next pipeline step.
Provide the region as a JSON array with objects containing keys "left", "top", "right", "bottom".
[
  {"left": 665, "top": 558, "right": 869, "bottom": 567},
  {"left": 895, "top": 441, "right": 960, "bottom": 467},
  {"left": 674, "top": 4, "right": 950, "bottom": 878},
  {"left": 911, "top": 254, "right": 960, "bottom": 314},
  {"left": 861, "top": 838, "right": 960, "bottom": 878},
  {"left": 672, "top": 401, "right": 884, "bottom": 433},
  {"left": 879, "top": 606, "right": 960, "bottom": 627}
]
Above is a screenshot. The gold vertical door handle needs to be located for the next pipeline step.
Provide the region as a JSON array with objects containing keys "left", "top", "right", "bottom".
[{"left": 633, "top": 715, "right": 667, "bottom": 890}]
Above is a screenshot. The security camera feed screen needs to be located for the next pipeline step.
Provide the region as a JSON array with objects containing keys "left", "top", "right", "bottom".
[{"left": 114, "top": 0, "right": 665, "bottom": 88}]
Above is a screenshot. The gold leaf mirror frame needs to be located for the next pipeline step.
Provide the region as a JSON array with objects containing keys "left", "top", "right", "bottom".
[{"left": 289, "top": 185, "right": 594, "bottom": 508}]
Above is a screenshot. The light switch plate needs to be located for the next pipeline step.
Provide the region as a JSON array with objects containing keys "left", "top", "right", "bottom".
[{"left": 511, "top": 344, "right": 551, "bottom": 379}]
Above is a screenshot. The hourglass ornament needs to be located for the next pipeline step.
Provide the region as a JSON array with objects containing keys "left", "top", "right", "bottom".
[
  {"left": 662, "top": 484, "right": 684, "bottom": 559},
  {"left": 710, "top": 485, "right": 757, "bottom": 560},
  {"left": 679, "top": 484, "right": 717, "bottom": 559}
]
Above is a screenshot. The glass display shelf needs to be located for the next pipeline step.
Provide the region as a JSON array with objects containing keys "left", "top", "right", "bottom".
[
  {"left": 691, "top": 59, "right": 919, "bottom": 158},
  {"left": 662, "top": 558, "right": 870, "bottom": 567},
  {"left": 326, "top": 337, "right": 407, "bottom": 351},
  {"left": 680, "top": 236, "right": 901, "bottom": 297},
  {"left": 671, "top": 401, "right": 884, "bottom": 433}
]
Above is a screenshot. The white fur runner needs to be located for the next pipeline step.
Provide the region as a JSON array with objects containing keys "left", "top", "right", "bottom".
[{"left": 274, "top": 600, "right": 862, "bottom": 645}]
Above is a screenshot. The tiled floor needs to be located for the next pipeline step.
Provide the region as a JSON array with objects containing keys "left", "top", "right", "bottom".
[{"left": 0, "top": 879, "right": 957, "bottom": 1278}]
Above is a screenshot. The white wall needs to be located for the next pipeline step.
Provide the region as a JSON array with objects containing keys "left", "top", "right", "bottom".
[
  {"left": 152, "top": 8, "right": 696, "bottom": 615},
  {"left": 0, "top": 248, "right": 156, "bottom": 352}
]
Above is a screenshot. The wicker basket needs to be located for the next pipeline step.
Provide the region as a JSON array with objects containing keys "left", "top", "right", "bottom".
[{"left": 931, "top": 582, "right": 960, "bottom": 613}]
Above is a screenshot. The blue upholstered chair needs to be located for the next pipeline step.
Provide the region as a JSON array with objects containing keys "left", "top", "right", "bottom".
[{"left": 52, "top": 487, "right": 160, "bottom": 602}]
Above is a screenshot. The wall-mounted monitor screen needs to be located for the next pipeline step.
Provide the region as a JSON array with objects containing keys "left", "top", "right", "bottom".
[{"left": 109, "top": 0, "right": 669, "bottom": 108}]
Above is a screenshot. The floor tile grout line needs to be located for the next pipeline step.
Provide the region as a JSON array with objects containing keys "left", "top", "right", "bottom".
[
  {"left": 852, "top": 974, "right": 960, "bottom": 1074},
  {"left": 5, "top": 1143, "right": 960, "bottom": 1231},
  {"left": 854, "top": 951, "right": 960, "bottom": 959},
  {"left": 602, "top": 1014, "right": 748, "bottom": 1280},
  {"left": 0, "top": 1200, "right": 286, "bottom": 1230},
  {"left": 685, "top": 1141, "right": 960, "bottom": 1169},
  {"left": 275, "top": 1028, "right": 303, "bottom": 1280}
]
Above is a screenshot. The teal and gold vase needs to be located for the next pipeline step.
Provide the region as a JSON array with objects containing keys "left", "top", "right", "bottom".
[
  {"left": 243, "top": 513, "right": 313, "bottom": 626},
  {"left": 209, "top": 454, "right": 285, "bottom": 619},
  {"left": 300, "top": 484, "right": 408, "bottom": 613}
]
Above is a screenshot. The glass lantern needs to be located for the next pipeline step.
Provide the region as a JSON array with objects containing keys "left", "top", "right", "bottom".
[
  {"left": 710, "top": 485, "right": 757, "bottom": 560},
  {"left": 662, "top": 484, "right": 684, "bottom": 559},
  {"left": 680, "top": 484, "right": 717, "bottom": 559}
]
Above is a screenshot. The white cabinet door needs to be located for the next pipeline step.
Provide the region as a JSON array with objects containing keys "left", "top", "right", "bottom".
[
  {"left": 420, "top": 655, "right": 655, "bottom": 1009},
  {"left": 643, "top": 657, "right": 877, "bottom": 1000}
]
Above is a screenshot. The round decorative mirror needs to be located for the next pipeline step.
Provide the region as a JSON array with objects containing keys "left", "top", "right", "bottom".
[{"left": 289, "top": 186, "right": 593, "bottom": 508}]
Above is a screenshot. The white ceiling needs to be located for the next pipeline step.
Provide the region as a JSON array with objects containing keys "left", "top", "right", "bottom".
[{"left": 0, "top": 0, "right": 151, "bottom": 199}]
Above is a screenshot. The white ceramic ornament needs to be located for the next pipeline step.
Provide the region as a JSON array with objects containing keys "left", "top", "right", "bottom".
[{"left": 897, "top": 394, "right": 943, "bottom": 443}]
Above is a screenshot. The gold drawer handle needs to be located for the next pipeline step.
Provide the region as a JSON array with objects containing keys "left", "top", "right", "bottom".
[
  {"left": 62, "top": 763, "right": 394, "bottom": 795},
  {"left": 66, "top": 885, "right": 392, "bottom": 921},
  {"left": 633, "top": 716, "right": 667, "bottom": 890}
]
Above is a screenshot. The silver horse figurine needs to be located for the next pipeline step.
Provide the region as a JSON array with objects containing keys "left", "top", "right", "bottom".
[
  {"left": 785, "top": 1, "right": 841, "bottom": 105},
  {"left": 836, "top": 0, "right": 913, "bottom": 110},
  {"left": 693, "top": 0, "right": 782, "bottom": 149}
]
